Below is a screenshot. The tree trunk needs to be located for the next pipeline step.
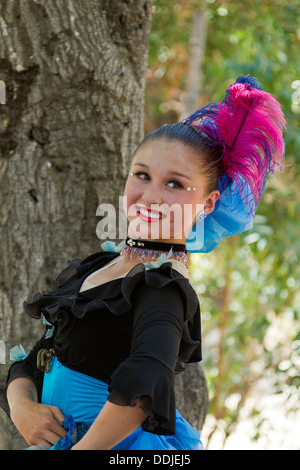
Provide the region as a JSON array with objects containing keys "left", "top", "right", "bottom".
[
  {"left": 0, "top": 0, "right": 208, "bottom": 450},
  {"left": 0, "top": 0, "right": 152, "bottom": 450},
  {"left": 175, "top": 362, "right": 209, "bottom": 431},
  {"left": 182, "top": 2, "right": 207, "bottom": 117}
]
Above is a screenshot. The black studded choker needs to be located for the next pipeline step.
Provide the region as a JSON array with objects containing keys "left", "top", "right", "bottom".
[{"left": 120, "top": 237, "right": 188, "bottom": 267}]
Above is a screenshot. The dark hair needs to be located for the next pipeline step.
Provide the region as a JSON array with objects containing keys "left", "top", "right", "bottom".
[{"left": 134, "top": 123, "right": 223, "bottom": 196}]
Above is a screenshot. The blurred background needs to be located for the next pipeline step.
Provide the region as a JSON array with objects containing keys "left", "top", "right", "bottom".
[{"left": 146, "top": 0, "right": 300, "bottom": 450}]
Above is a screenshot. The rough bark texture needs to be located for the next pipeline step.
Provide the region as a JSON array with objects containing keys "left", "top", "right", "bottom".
[
  {"left": 0, "top": 0, "right": 208, "bottom": 450},
  {"left": 0, "top": 0, "right": 153, "bottom": 450},
  {"left": 175, "top": 362, "right": 209, "bottom": 431}
]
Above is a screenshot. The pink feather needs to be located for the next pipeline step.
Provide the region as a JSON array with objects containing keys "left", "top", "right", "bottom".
[
  {"left": 217, "top": 82, "right": 286, "bottom": 211},
  {"left": 183, "top": 77, "right": 287, "bottom": 217}
]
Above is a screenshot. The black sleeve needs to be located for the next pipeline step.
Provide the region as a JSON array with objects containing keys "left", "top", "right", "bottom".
[
  {"left": 0, "top": 334, "right": 48, "bottom": 418},
  {"left": 107, "top": 282, "right": 185, "bottom": 435}
]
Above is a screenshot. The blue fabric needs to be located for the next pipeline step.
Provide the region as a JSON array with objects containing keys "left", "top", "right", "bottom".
[
  {"left": 42, "top": 357, "right": 203, "bottom": 450},
  {"left": 111, "top": 410, "right": 203, "bottom": 450},
  {"left": 10, "top": 344, "right": 28, "bottom": 361},
  {"left": 50, "top": 410, "right": 203, "bottom": 450},
  {"left": 41, "top": 356, "right": 109, "bottom": 422},
  {"left": 186, "top": 174, "right": 254, "bottom": 253}
]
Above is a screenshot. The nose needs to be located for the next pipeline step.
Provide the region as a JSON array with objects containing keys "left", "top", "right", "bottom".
[{"left": 141, "top": 180, "right": 164, "bottom": 206}]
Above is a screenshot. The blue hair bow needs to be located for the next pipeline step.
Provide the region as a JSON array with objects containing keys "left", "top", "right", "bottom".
[{"left": 186, "top": 174, "right": 254, "bottom": 253}]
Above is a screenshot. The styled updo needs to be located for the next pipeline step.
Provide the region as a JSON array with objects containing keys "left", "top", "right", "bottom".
[
  {"left": 134, "top": 122, "right": 224, "bottom": 197},
  {"left": 135, "top": 76, "right": 286, "bottom": 219}
]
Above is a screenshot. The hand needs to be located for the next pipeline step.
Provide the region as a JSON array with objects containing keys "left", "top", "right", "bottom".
[{"left": 10, "top": 398, "right": 67, "bottom": 447}]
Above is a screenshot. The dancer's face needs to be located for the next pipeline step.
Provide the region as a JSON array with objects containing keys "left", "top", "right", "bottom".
[{"left": 123, "top": 139, "right": 220, "bottom": 243}]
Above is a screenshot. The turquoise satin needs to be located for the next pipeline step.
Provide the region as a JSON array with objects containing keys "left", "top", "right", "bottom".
[
  {"left": 42, "top": 357, "right": 203, "bottom": 450},
  {"left": 41, "top": 356, "right": 109, "bottom": 422}
]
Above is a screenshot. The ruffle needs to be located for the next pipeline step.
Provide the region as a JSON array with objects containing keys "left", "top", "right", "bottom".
[
  {"left": 107, "top": 356, "right": 176, "bottom": 435},
  {"left": 49, "top": 410, "right": 203, "bottom": 450},
  {"left": 22, "top": 251, "right": 202, "bottom": 366}
]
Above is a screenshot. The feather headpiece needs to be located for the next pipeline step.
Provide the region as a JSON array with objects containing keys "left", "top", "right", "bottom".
[{"left": 182, "top": 76, "right": 287, "bottom": 218}]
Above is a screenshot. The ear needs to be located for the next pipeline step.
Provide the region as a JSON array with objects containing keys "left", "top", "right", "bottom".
[{"left": 204, "top": 189, "right": 220, "bottom": 215}]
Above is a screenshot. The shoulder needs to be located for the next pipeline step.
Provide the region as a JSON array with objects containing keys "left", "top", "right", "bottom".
[
  {"left": 161, "top": 258, "right": 190, "bottom": 279},
  {"left": 54, "top": 250, "right": 119, "bottom": 289},
  {"left": 119, "top": 259, "right": 199, "bottom": 324},
  {"left": 135, "top": 260, "right": 190, "bottom": 307}
]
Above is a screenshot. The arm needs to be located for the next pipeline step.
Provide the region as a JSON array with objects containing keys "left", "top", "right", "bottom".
[
  {"left": 7, "top": 376, "right": 67, "bottom": 447},
  {"left": 72, "top": 398, "right": 147, "bottom": 450},
  {"left": 5, "top": 332, "right": 67, "bottom": 446}
]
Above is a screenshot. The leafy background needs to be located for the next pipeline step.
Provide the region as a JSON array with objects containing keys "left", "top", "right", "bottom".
[{"left": 146, "top": 0, "right": 300, "bottom": 449}]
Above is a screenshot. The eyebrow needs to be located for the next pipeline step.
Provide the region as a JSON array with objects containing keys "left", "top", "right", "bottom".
[{"left": 133, "top": 162, "right": 191, "bottom": 181}]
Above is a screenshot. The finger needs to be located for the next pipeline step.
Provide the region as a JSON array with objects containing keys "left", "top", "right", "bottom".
[
  {"left": 41, "top": 429, "right": 65, "bottom": 446},
  {"left": 32, "top": 438, "right": 55, "bottom": 448},
  {"left": 27, "top": 424, "right": 65, "bottom": 447},
  {"left": 27, "top": 435, "right": 55, "bottom": 448},
  {"left": 48, "top": 408, "right": 68, "bottom": 438},
  {"left": 48, "top": 420, "right": 68, "bottom": 439},
  {"left": 50, "top": 406, "right": 65, "bottom": 424}
]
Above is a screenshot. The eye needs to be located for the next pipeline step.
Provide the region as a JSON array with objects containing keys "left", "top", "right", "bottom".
[
  {"left": 134, "top": 171, "right": 150, "bottom": 181},
  {"left": 167, "top": 180, "right": 184, "bottom": 189},
  {"left": 132, "top": 172, "right": 184, "bottom": 189}
]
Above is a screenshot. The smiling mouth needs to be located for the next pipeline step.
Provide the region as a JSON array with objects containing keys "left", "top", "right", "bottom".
[{"left": 136, "top": 206, "right": 166, "bottom": 222}]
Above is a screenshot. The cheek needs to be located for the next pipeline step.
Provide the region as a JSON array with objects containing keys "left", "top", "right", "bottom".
[
  {"left": 174, "top": 197, "right": 200, "bottom": 226},
  {"left": 123, "top": 179, "right": 140, "bottom": 217},
  {"left": 164, "top": 197, "right": 195, "bottom": 229},
  {"left": 169, "top": 194, "right": 198, "bottom": 217}
]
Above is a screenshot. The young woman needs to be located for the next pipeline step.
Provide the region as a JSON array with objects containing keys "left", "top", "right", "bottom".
[{"left": 1, "top": 76, "right": 286, "bottom": 450}]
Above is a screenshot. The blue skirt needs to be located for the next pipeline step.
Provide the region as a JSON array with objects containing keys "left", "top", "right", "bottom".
[
  {"left": 49, "top": 412, "right": 203, "bottom": 450},
  {"left": 42, "top": 357, "right": 203, "bottom": 451}
]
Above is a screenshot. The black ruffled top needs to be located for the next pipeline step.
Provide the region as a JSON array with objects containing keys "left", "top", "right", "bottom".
[{"left": 2, "top": 250, "right": 202, "bottom": 436}]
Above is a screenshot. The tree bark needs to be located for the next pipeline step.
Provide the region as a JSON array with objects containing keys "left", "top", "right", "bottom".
[
  {"left": 0, "top": 0, "right": 208, "bottom": 450},
  {"left": 182, "top": 1, "right": 207, "bottom": 117},
  {"left": 0, "top": 0, "right": 152, "bottom": 449},
  {"left": 175, "top": 362, "right": 209, "bottom": 431}
]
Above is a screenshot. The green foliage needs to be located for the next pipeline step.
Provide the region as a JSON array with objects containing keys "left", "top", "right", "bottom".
[
  {"left": 149, "top": 0, "right": 300, "bottom": 158},
  {"left": 189, "top": 228, "right": 299, "bottom": 445}
]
